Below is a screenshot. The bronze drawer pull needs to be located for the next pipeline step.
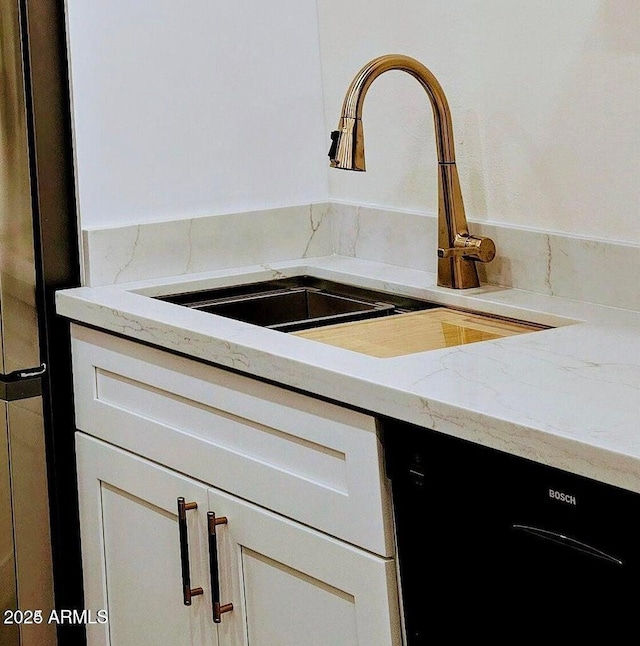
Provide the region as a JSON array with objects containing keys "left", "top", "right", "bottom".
[
  {"left": 177, "top": 497, "right": 204, "bottom": 605},
  {"left": 207, "top": 512, "right": 233, "bottom": 622}
]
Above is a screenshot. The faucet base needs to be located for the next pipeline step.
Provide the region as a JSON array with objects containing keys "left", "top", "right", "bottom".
[{"left": 437, "top": 256, "right": 481, "bottom": 289}]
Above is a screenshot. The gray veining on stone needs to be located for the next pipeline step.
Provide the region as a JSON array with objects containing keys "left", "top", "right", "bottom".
[
  {"left": 57, "top": 254, "right": 640, "bottom": 495},
  {"left": 83, "top": 202, "right": 640, "bottom": 312}
]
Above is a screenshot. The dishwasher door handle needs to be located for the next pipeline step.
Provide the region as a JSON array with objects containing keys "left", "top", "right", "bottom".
[{"left": 512, "top": 524, "right": 623, "bottom": 566}]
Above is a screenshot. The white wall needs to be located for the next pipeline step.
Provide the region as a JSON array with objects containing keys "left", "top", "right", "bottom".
[
  {"left": 318, "top": 1, "right": 640, "bottom": 243},
  {"left": 67, "top": 1, "right": 640, "bottom": 246},
  {"left": 65, "top": 0, "right": 329, "bottom": 228}
]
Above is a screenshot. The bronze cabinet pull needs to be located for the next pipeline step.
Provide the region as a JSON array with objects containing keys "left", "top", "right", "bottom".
[
  {"left": 177, "top": 497, "right": 204, "bottom": 605},
  {"left": 207, "top": 512, "right": 233, "bottom": 622}
]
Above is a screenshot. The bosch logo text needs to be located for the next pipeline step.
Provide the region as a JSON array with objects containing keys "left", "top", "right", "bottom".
[{"left": 549, "top": 489, "right": 576, "bottom": 505}]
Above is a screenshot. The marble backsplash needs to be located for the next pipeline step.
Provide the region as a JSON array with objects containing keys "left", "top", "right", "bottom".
[
  {"left": 82, "top": 204, "right": 333, "bottom": 287},
  {"left": 83, "top": 202, "right": 639, "bottom": 311},
  {"left": 330, "top": 203, "right": 640, "bottom": 311}
]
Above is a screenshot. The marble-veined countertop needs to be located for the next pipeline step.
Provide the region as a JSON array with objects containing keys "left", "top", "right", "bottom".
[{"left": 56, "top": 255, "right": 640, "bottom": 493}]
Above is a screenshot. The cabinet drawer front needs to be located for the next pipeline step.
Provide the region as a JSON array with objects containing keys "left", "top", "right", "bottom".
[{"left": 72, "top": 325, "right": 394, "bottom": 556}]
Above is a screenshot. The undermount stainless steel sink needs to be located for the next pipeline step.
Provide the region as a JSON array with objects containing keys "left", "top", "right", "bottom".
[{"left": 157, "top": 276, "right": 438, "bottom": 332}]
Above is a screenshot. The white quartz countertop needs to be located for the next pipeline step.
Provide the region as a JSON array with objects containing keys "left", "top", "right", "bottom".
[{"left": 56, "top": 255, "right": 640, "bottom": 493}]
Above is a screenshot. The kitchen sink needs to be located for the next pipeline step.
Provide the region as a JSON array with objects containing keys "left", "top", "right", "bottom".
[
  {"left": 157, "top": 276, "right": 438, "bottom": 332},
  {"left": 157, "top": 275, "right": 550, "bottom": 355}
]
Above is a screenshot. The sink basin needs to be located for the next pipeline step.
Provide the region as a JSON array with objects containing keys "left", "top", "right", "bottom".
[
  {"left": 157, "top": 276, "right": 438, "bottom": 332},
  {"left": 158, "top": 275, "right": 549, "bottom": 354}
]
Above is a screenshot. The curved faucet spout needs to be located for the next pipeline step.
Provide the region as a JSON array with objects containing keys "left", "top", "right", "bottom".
[
  {"left": 328, "top": 54, "right": 495, "bottom": 289},
  {"left": 330, "top": 54, "right": 456, "bottom": 167}
]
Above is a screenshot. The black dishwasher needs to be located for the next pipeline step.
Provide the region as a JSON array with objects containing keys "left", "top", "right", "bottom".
[{"left": 384, "top": 420, "right": 639, "bottom": 643}]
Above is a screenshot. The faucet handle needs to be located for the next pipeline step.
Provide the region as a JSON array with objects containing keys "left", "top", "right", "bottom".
[
  {"left": 438, "top": 234, "right": 496, "bottom": 264},
  {"left": 328, "top": 131, "right": 340, "bottom": 162}
]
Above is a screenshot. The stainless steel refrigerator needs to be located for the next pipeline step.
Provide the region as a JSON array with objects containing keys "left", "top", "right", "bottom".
[{"left": 0, "top": 0, "right": 81, "bottom": 644}]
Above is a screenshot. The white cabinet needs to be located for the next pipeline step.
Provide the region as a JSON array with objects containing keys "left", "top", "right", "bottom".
[
  {"left": 77, "top": 435, "right": 401, "bottom": 646},
  {"left": 208, "top": 488, "right": 400, "bottom": 646},
  {"left": 71, "top": 325, "right": 401, "bottom": 645},
  {"left": 76, "top": 434, "right": 213, "bottom": 646}
]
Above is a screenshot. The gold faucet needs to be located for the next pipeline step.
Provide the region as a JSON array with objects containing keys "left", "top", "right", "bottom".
[{"left": 328, "top": 54, "right": 495, "bottom": 289}]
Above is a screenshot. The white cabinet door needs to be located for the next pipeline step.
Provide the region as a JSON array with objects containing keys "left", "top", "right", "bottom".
[
  {"left": 76, "top": 433, "right": 402, "bottom": 646},
  {"left": 209, "top": 488, "right": 402, "bottom": 646},
  {"left": 76, "top": 434, "right": 217, "bottom": 646}
]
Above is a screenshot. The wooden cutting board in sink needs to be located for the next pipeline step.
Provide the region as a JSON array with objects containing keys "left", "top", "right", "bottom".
[{"left": 293, "top": 307, "right": 545, "bottom": 358}]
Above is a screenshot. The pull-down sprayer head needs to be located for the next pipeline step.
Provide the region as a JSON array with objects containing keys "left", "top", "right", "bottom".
[{"left": 329, "top": 117, "right": 365, "bottom": 171}]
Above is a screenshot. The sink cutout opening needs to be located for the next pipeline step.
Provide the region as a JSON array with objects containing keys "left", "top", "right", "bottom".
[{"left": 155, "top": 275, "right": 551, "bottom": 353}]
